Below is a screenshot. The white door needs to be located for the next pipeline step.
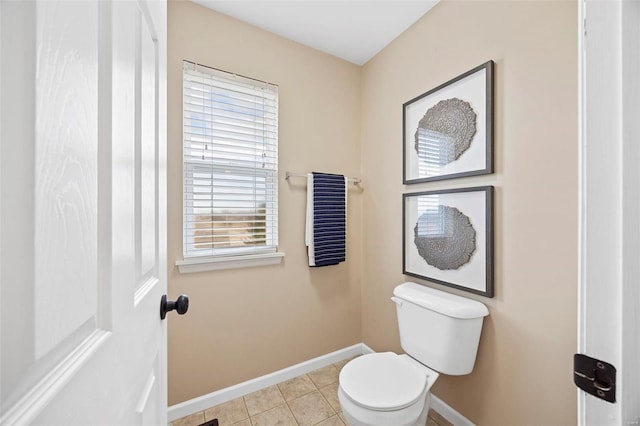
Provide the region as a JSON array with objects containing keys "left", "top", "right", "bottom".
[
  {"left": 578, "top": 0, "right": 640, "bottom": 424},
  {"left": 0, "top": 0, "right": 168, "bottom": 424}
]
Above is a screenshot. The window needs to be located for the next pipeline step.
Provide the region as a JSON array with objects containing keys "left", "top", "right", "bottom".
[
  {"left": 416, "top": 195, "right": 446, "bottom": 237},
  {"left": 178, "top": 61, "right": 281, "bottom": 272}
]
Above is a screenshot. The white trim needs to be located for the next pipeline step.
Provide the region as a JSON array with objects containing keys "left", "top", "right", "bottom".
[
  {"left": 620, "top": 0, "right": 640, "bottom": 419},
  {"left": 577, "top": 0, "right": 586, "bottom": 421},
  {"left": 136, "top": 373, "right": 157, "bottom": 414},
  {"left": 0, "top": 330, "right": 111, "bottom": 425},
  {"left": 166, "top": 343, "right": 473, "bottom": 426},
  {"left": 134, "top": 276, "right": 159, "bottom": 306},
  {"left": 577, "top": 1, "right": 640, "bottom": 423},
  {"left": 431, "top": 394, "right": 475, "bottom": 426},
  {"left": 175, "top": 251, "right": 285, "bottom": 273},
  {"left": 168, "top": 343, "right": 373, "bottom": 421}
]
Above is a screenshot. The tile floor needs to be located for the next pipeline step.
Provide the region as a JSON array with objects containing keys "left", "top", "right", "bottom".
[{"left": 171, "top": 357, "right": 453, "bottom": 426}]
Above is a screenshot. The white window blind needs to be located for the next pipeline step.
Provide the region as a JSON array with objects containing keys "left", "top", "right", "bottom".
[
  {"left": 183, "top": 61, "right": 278, "bottom": 258},
  {"left": 416, "top": 195, "right": 446, "bottom": 237}
]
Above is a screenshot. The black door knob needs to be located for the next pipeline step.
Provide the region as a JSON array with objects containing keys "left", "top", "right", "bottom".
[{"left": 160, "top": 294, "right": 189, "bottom": 320}]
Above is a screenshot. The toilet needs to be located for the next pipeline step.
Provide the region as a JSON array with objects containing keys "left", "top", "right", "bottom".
[{"left": 338, "top": 282, "right": 489, "bottom": 426}]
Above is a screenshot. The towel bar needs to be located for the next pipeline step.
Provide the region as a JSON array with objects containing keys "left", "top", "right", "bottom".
[{"left": 285, "top": 171, "right": 361, "bottom": 185}]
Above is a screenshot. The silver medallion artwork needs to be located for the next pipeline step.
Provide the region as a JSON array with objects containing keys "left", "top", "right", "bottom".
[
  {"left": 414, "top": 205, "right": 476, "bottom": 270},
  {"left": 414, "top": 98, "right": 477, "bottom": 165}
]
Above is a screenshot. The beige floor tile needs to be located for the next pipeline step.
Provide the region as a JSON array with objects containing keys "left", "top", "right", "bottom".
[
  {"left": 204, "top": 397, "right": 248, "bottom": 425},
  {"left": 429, "top": 409, "right": 453, "bottom": 426},
  {"left": 332, "top": 356, "right": 358, "bottom": 372},
  {"left": 338, "top": 413, "right": 348, "bottom": 425},
  {"left": 244, "top": 386, "right": 286, "bottom": 417},
  {"left": 192, "top": 369, "right": 454, "bottom": 426},
  {"left": 318, "top": 382, "right": 341, "bottom": 413},
  {"left": 287, "top": 390, "right": 335, "bottom": 426},
  {"left": 277, "top": 374, "right": 317, "bottom": 401},
  {"left": 427, "top": 417, "right": 440, "bottom": 426},
  {"left": 250, "top": 404, "right": 297, "bottom": 426},
  {"left": 307, "top": 365, "right": 340, "bottom": 388},
  {"left": 316, "top": 415, "right": 345, "bottom": 426},
  {"left": 171, "top": 411, "right": 205, "bottom": 426}
]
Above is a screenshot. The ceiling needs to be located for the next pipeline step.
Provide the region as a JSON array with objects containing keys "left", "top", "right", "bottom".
[{"left": 191, "top": 1, "right": 439, "bottom": 66}]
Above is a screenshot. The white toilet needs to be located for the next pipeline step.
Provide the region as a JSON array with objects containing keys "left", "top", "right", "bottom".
[{"left": 338, "top": 282, "right": 489, "bottom": 426}]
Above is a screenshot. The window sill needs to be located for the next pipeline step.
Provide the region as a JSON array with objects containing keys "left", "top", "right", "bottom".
[{"left": 176, "top": 252, "right": 285, "bottom": 274}]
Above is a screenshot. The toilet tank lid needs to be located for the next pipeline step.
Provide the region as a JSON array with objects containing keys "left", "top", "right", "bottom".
[{"left": 394, "top": 282, "right": 489, "bottom": 319}]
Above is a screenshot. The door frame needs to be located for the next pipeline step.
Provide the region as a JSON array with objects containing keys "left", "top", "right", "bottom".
[{"left": 578, "top": 0, "right": 640, "bottom": 423}]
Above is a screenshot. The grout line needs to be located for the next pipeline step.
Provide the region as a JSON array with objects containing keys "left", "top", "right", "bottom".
[
  {"left": 280, "top": 390, "right": 300, "bottom": 426},
  {"left": 169, "top": 344, "right": 366, "bottom": 422},
  {"left": 284, "top": 402, "right": 299, "bottom": 425},
  {"left": 241, "top": 396, "right": 250, "bottom": 425},
  {"left": 186, "top": 362, "right": 348, "bottom": 426}
]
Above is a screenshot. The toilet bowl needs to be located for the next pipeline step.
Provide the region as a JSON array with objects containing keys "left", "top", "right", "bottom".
[
  {"left": 338, "top": 352, "right": 438, "bottom": 426},
  {"left": 338, "top": 282, "right": 489, "bottom": 426}
]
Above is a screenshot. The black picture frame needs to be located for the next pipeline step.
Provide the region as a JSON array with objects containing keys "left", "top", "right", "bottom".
[
  {"left": 403, "top": 186, "right": 494, "bottom": 297},
  {"left": 403, "top": 61, "right": 494, "bottom": 184}
]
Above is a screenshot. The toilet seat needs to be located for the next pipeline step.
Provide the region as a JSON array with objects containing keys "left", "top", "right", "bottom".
[{"left": 339, "top": 352, "right": 427, "bottom": 411}]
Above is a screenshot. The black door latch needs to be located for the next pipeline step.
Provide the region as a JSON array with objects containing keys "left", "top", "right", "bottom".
[{"left": 574, "top": 354, "right": 616, "bottom": 403}]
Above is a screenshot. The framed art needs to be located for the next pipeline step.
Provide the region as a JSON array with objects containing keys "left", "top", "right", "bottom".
[
  {"left": 403, "top": 61, "right": 494, "bottom": 184},
  {"left": 403, "top": 186, "right": 494, "bottom": 297}
]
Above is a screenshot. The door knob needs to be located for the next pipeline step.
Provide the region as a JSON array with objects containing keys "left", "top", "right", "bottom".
[{"left": 160, "top": 294, "right": 189, "bottom": 320}]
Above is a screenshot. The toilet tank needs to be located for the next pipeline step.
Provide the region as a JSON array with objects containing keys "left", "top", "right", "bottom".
[{"left": 392, "top": 282, "right": 489, "bottom": 375}]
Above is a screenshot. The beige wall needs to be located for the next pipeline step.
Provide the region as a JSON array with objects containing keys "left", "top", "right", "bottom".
[
  {"left": 167, "top": 0, "right": 363, "bottom": 405},
  {"left": 169, "top": 0, "right": 579, "bottom": 423},
  {"left": 360, "top": 1, "right": 578, "bottom": 425}
]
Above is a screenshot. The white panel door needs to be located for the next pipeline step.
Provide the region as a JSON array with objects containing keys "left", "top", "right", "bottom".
[
  {"left": 578, "top": 0, "right": 640, "bottom": 424},
  {"left": 0, "top": 0, "right": 168, "bottom": 424}
]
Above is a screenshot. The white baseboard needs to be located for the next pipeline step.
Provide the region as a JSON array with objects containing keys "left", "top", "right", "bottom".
[
  {"left": 431, "top": 393, "right": 475, "bottom": 426},
  {"left": 167, "top": 343, "right": 474, "bottom": 426},
  {"left": 168, "top": 343, "right": 374, "bottom": 422}
]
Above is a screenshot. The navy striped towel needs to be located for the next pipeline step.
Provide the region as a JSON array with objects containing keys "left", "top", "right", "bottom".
[{"left": 305, "top": 172, "right": 347, "bottom": 267}]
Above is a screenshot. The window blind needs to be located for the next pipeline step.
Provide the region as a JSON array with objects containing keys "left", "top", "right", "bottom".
[
  {"left": 417, "top": 195, "right": 446, "bottom": 237},
  {"left": 183, "top": 62, "right": 278, "bottom": 258}
]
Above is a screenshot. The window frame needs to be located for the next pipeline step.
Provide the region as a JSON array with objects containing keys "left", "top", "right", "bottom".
[{"left": 177, "top": 62, "right": 283, "bottom": 273}]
